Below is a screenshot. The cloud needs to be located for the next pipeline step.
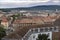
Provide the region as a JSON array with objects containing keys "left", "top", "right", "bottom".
[
  {"left": 0, "top": 0, "right": 60, "bottom": 8},
  {"left": 0, "top": 0, "right": 50, "bottom": 2},
  {"left": 0, "top": 2, "right": 42, "bottom": 8},
  {"left": 52, "top": 0, "right": 60, "bottom": 3},
  {"left": 0, "top": 1, "right": 50, "bottom": 8}
]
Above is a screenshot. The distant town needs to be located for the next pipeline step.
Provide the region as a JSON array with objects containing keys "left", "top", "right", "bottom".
[{"left": 0, "top": 9, "right": 60, "bottom": 40}]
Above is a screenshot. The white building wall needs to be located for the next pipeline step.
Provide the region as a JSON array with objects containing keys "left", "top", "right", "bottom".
[{"left": 28, "top": 32, "right": 52, "bottom": 40}]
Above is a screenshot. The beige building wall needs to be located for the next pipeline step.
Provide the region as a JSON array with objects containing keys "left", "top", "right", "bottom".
[{"left": 1, "top": 22, "right": 9, "bottom": 29}]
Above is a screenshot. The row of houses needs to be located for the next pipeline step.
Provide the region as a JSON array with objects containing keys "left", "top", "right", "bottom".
[
  {"left": 0, "top": 15, "right": 58, "bottom": 29},
  {"left": 21, "top": 12, "right": 58, "bottom": 17},
  {"left": 13, "top": 16, "right": 57, "bottom": 26},
  {"left": 2, "top": 23, "right": 60, "bottom": 40}
]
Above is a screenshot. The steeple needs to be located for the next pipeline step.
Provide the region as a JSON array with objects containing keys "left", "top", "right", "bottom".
[{"left": 56, "top": 9, "right": 58, "bottom": 12}]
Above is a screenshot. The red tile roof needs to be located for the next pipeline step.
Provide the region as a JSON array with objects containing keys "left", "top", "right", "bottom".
[
  {"left": 1, "top": 17, "right": 8, "bottom": 22},
  {"left": 13, "top": 16, "right": 57, "bottom": 24}
]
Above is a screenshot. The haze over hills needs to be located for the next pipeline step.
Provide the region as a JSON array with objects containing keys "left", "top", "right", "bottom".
[{"left": 0, "top": 5, "right": 60, "bottom": 12}]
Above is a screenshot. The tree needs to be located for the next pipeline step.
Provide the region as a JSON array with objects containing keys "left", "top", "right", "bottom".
[
  {"left": 36, "top": 34, "right": 50, "bottom": 40},
  {"left": 0, "top": 26, "right": 6, "bottom": 40}
]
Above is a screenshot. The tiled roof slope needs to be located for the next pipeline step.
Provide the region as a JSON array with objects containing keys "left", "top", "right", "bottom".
[{"left": 4, "top": 24, "right": 54, "bottom": 39}]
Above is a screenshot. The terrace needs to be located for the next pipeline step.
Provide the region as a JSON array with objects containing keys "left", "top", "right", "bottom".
[{"left": 22, "top": 26, "right": 59, "bottom": 40}]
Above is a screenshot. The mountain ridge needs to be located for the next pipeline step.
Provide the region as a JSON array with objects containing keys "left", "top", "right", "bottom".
[{"left": 0, "top": 5, "right": 60, "bottom": 12}]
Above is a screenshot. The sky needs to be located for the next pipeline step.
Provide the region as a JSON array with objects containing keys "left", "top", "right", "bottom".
[{"left": 0, "top": 0, "right": 60, "bottom": 8}]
